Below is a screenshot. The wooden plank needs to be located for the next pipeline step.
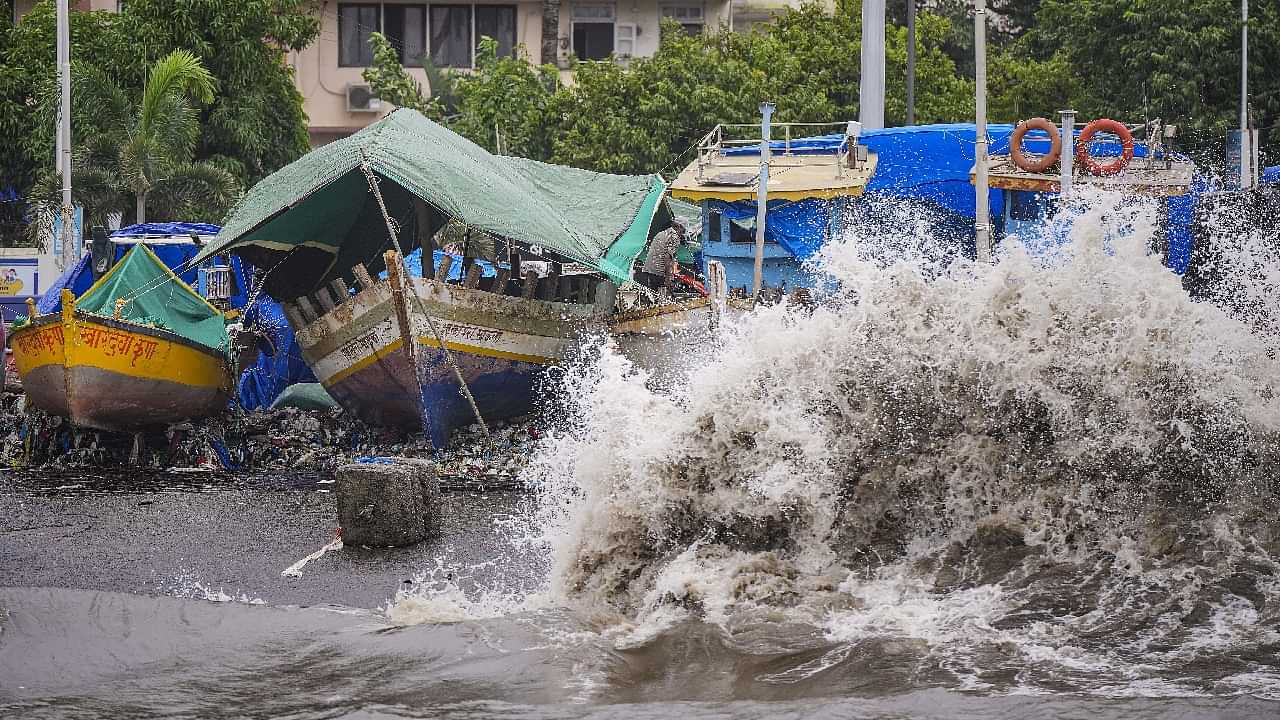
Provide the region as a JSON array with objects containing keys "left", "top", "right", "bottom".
[
  {"left": 540, "top": 262, "right": 562, "bottom": 301},
  {"left": 434, "top": 253, "right": 454, "bottom": 283},
  {"left": 294, "top": 296, "right": 319, "bottom": 323},
  {"left": 493, "top": 269, "right": 511, "bottom": 296},
  {"left": 463, "top": 264, "right": 483, "bottom": 289},
  {"left": 314, "top": 286, "right": 336, "bottom": 313},
  {"left": 352, "top": 263, "right": 374, "bottom": 290},
  {"left": 521, "top": 270, "right": 539, "bottom": 300},
  {"left": 329, "top": 276, "right": 350, "bottom": 302}
]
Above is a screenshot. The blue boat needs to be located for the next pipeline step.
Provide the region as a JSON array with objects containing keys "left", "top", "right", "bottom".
[{"left": 672, "top": 121, "right": 1201, "bottom": 289}]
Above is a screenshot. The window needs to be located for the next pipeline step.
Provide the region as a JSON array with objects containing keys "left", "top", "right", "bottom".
[
  {"left": 339, "top": 3, "right": 518, "bottom": 69},
  {"left": 661, "top": 5, "right": 704, "bottom": 36},
  {"left": 384, "top": 4, "right": 428, "bottom": 66},
  {"left": 339, "top": 4, "right": 381, "bottom": 67},
  {"left": 615, "top": 24, "right": 635, "bottom": 58},
  {"left": 475, "top": 5, "right": 517, "bottom": 59},
  {"left": 430, "top": 5, "right": 472, "bottom": 67},
  {"left": 572, "top": 4, "right": 615, "bottom": 61}
]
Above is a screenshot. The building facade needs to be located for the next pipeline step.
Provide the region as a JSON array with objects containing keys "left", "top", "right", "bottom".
[
  {"left": 296, "top": 1, "right": 733, "bottom": 145},
  {"left": 12, "top": 0, "right": 823, "bottom": 146}
]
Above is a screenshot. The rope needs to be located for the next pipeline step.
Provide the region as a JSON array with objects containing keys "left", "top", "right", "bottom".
[{"left": 358, "top": 151, "right": 490, "bottom": 441}]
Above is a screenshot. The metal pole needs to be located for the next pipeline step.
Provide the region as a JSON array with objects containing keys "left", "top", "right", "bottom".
[
  {"left": 56, "top": 0, "right": 74, "bottom": 270},
  {"left": 1059, "top": 109, "right": 1075, "bottom": 198},
  {"left": 752, "top": 102, "right": 774, "bottom": 299},
  {"left": 906, "top": 0, "right": 916, "bottom": 126},
  {"left": 1240, "top": 0, "right": 1251, "bottom": 190},
  {"left": 859, "top": 0, "right": 885, "bottom": 129},
  {"left": 974, "top": 0, "right": 990, "bottom": 262}
]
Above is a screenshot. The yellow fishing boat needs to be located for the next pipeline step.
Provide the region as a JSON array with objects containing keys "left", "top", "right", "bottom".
[{"left": 7, "top": 245, "right": 231, "bottom": 432}]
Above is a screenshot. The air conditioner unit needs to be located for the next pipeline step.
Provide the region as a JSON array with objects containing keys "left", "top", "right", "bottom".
[{"left": 346, "top": 84, "right": 382, "bottom": 113}]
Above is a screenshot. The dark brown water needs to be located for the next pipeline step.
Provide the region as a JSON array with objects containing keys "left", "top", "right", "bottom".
[{"left": 4, "top": 194, "right": 1280, "bottom": 718}]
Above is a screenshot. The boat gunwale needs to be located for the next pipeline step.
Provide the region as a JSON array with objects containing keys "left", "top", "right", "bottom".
[{"left": 8, "top": 310, "right": 227, "bottom": 362}]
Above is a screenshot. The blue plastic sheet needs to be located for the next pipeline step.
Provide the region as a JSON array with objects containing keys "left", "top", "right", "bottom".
[
  {"left": 34, "top": 253, "right": 95, "bottom": 315},
  {"left": 706, "top": 198, "right": 839, "bottom": 260},
  {"left": 236, "top": 299, "right": 318, "bottom": 411},
  {"left": 1263, "top": 166, "right": 1280, "bottom": 185},
  {"left": 381, "top": 249, "right": 498, "bottom": 282},
  {"left": 110, "top": 222, "right": 222, "bottom": 238}
]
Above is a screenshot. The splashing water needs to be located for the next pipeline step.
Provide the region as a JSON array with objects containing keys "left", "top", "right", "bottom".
[{"left": 523, "top": 189, "right": 1280, "bottom": 696}]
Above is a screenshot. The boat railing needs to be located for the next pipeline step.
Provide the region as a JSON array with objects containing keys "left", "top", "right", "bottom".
[{"left": 694, "top": 121, "right": 868, "bottom": 183}]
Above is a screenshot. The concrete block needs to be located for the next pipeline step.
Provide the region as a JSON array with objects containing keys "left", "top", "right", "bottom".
[{"left": 336, "top": 458, "right": 442, "bottom": 547}]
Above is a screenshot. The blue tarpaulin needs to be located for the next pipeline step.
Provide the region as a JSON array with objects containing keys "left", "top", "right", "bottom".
[
  {"left": 706, "top": 198, "right": 840, "bottom": 259},
  {"left": 1263, "top": 166, "right": 1280, "bottom": 185},
  {"left": 236, "top": 299, "right": 318, "bottom": 411},
  {"left": 34, "top": 253, "right": 95, "bottom": 314},
  {"left": 381, "top": 248, "right": 498, "bottom": 282}
]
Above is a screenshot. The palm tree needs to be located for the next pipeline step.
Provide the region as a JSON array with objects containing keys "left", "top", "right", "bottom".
[{"left": 33, "top": 50, "right": 240, "bottom": 230}]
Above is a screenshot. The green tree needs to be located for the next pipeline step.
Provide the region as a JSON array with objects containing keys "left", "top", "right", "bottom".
[
  {"left": 452, "top": 37, "right": 558, "bottom": 159},
  {"left": 31, "top": 50, "right": 240, "bottom": 226},
  {"left": 1023, "top": 0, "right": 1280, "bottom": 160},
  {"left": 0, "top": 0, "right": 319, "bottom": 243},
  {"left": 362, "top": 32, "right": 434, "bottom": 117}
]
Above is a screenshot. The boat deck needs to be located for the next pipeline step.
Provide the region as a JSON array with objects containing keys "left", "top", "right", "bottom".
[
  {"left": 670, "top": 152, "right": 879, "bottom": 202},
  {"left": 975, "top": 154, "right": 1195, "bottom": 197}
]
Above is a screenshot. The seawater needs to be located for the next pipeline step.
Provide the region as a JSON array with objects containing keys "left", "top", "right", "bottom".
[{"left": 3, "top": 191, "right": 1279, "bottom": 718}]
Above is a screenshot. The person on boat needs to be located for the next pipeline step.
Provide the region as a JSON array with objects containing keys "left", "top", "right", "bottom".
[{"left": 637, "top": 220, "right": 685, "bottom": 294}]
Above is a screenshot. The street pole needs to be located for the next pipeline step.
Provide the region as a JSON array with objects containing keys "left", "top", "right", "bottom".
[
  {"left": 1240, "top": 0, "right": 1252, "bottom": 190},
  {"left": 906, "top": 0, "right": 915, "bottom": 126},
  {"left": 56, "top": 0, "right": 74, "bottom": 270},
  {"left": 752, "top": 102, "right": 774, "bottom": 299},
  {"left": 974, "top": 0, "right": 991, "bottom": 262},
  {"left": 859, "top": 0, "right": 885, "bottom": 129}
]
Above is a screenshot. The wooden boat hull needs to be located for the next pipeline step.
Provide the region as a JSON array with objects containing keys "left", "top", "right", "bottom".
[
  {"left": 8, "top": 311, "right": 229, "bottom": 432},
  {"left": 294, "top": 274, "right": 595, "bottom": 448}
]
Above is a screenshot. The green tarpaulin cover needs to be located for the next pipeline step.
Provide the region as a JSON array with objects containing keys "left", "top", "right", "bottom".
[
  {"left": 78, "top": 244, "right": 228, "bottom": 353},
  {"left": 195, "top": 110, "right": 669, "bottom": 298}
]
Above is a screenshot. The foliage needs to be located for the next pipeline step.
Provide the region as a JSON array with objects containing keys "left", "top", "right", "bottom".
[
  {"left": 0, "top": 0, "right": 318, "bottom": 244},
  {"left": 362, "top": 32, "right": 434, "bottom": 117},
  {"left": 114, "top": 0, "right": 319, "bottom": 185},
  {"left": 451, "top": 37, "right": 558, "bottom": 159},
  {"left": 27, "top": 50, "right": 240, "bottom": 229},
  {"left": 1022, "top": 0, "right": 1280, "bottom": 160},
  {"left": 548, "top": 7, "right": 972, "bottom": 175}
]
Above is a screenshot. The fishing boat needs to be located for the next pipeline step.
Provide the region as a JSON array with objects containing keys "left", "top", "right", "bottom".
[
  {"left": 194, "top": 109, "right": 682, "bottom": 448},
  {"left": 7, "top": 244, "right": 232, "bottom": 431},
  {"left": 668, "top": 118, "right": 878, "bottom": 300}
]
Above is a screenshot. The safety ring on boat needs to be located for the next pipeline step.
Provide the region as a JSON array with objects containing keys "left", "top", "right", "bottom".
[
  {"left": 1076, "top": 118, "right": 1134, "bottom": 176},
  {"left": 1009, "top": 117, "right": 1062, "bottom": 173}
]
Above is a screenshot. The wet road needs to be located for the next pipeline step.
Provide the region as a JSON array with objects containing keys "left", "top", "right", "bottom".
[{"left": 0, "top": 470, "right": 535, "bottom": 609}]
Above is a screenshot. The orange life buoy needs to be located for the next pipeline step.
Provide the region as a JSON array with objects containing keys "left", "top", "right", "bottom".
[
  {"left": 1010, "top": 117, "right": 1062, "bottom": 172},
  {"left": 1076, "top": 118, "right": 1134, "bottom": 176}
]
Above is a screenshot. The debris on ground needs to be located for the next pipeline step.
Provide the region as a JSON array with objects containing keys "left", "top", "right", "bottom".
[{"left": 0, "top": 392, "right": 540, "bottom": 490}]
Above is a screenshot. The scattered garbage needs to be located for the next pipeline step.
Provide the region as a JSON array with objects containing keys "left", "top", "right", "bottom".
[{"left": 0, "top": 391, "right": 541, "bottom": 491}]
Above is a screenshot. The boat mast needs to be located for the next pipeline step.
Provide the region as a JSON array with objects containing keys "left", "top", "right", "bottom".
[
  {"left": 859, "top": 0, "right": 885, "bottom": 130},
  {"left": 1240, "top": 0, "right": 1252, "bottom": 190},
  {"left": 974, "top": 0, "right": 991, "bottom": 263},
  {"left": 752, "top": 102, "right": 774, "bottom": 299},
  {"left": 56, "top": 0, "right": 74, "bottom": 270}
]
